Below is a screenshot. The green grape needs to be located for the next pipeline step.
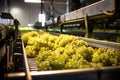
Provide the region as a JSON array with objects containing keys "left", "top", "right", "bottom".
[
  {"left": 65, "top": 55, "right": 89, "bottom": 69},
  {"left": 54, "top": 34, "right": 78, "bottom": 48},
  {"left": 46, "top": 53, "right": 66, "bottom": 70},
  {"left": 48, "top": 35, "right": 58, "bottom": 49},
  {"left": 71, "top": 40, "right": 88, "bottom": 47},
  {"left": 37, "top": 50, "right": 52, "bottom": 62},
  {"left": 92, "top": 48, "right": 106, "bottom": 62},
  {"left": 92, "top": 48, "right": 120, "bottom": 66},
  {"left": 72, "top": 53, "right": 81, "bottom": 60},
  {"left": 50, "top": 59, "right": 64, "bottom": 70},
  {"left": 34, "top": 41, "right": 51, "bottom": 53},
  {"left": 48, "top": 42, "right": 54, "bottom": 49},
  {"left": 27, "top": 37, "right": 40, "bottom": 45},
  {"left": 109, "top": 58, "right": 118, "bottom": 66},
  {"left": 59, "top": 38, "right": 69, "bottom": 47},
  {"left": 107, "top": 49, "right": 120, "bottom": 66},
  {"left": 92, "top": 51, "right": 100, "bottom": 63},
  {"left": 76, "top": 46, "right": 94, "bottom": 62},
  {"left": 29, "top": 31, "right": 39, "bottom": 37},
  {"left": 61, "top": 53, "right": 69, "bottom": 61},
  {"left": 90, "top": 63, "right": 103, "bottom": 68},
  {"left": 22, "top": 31, "right": 39, "bottom": 45},
  {"left": 54, "top": 47, "right": 65, "bottom": 54},
  {"left": 39, "top": 33, "right": 53, "bottom": 42},
  {"left": 78, "top": 58, "right": 90, "bottom": 68},
  {"left": 48, "top": 35, "right": 58, "bottom": 43},
  {"left": 25, "top": 45, "right": 36, "bottom": 58},
  {"left": 37, "top": 61, "right": 52, "bottom": 71},
  {"left": 21, "top": 33, "right": 30, "bottom": 45},
  {"left": 64, "top": 46, "right": 76, "bottom": 57},
  {"left": 65, "top": 59, "right": 80, "bottom": 69}
]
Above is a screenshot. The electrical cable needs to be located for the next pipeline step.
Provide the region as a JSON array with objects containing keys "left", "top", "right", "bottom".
[
  {"left": 53, "top": 6, "right": 63, "bottom": 15},
  {"left": 42, "top": 1, "right": 50, "bottom": 15}
]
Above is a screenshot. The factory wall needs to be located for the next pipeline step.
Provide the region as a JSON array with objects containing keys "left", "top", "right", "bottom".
[
  {"left": 0, "top": 0, "right": 66, "bottom": 26},
  {"left": 9, "top": 0, "right": 40, "bottom": 26}
]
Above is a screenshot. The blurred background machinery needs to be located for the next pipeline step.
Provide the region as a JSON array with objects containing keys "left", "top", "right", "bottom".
[{"left": 45, "top": 0, "right": 120, "bottom": 37}]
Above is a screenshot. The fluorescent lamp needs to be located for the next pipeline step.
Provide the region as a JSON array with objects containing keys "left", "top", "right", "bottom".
[
  {"left": 24, "top": 0, "right": 42, "bottom": 3},
  {"left": 39, "top": 14, "right": 45, "bottom": 26}
]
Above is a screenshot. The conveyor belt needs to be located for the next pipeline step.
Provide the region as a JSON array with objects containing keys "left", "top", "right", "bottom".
[
  {"left": 78, "top": 37, "right": 120, "bottom": 50},
  {"left": 27, "top": 58, "right": 39, "bottom": 71},
  {"left": 6, "top": 37, "right": 120, "bottom": 80},
  {"left": 50, "top": 32, "right": 120, "bottom": 49}
]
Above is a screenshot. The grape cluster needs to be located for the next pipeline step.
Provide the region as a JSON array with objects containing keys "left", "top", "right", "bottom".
[
  {"left": 22, "top": 31, "right": 39, "bottom": 46},
  {"left": 25, "top": 45, "right": 36, "bottom": 58},
  {"left": 92, "top": 48, "right": 120, "bottom": 66},
  {"left": 22, "top": 30, "right": 120, "bottom": 71}
]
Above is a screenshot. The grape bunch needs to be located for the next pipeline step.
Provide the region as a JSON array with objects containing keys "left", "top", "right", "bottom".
[
  {"left": 21, "top": 30, "right": 120, "bottom": 71},
  {"left": 25, "top": 45, "right": 36, "bottom": 58},
  {"left": 22, "top": 31, "right": 39, "bottom": 46},
  {"left": 92, "top": 48, "right": 120, "bottom": 66}
]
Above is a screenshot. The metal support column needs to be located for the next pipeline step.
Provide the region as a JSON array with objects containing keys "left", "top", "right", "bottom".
[
  {"left": 50, "top": 0, "right": 54, "bottom": 27},
  {"left": 60, "top": 25, "right": 63, "bottom": 33},
  {"left": 66, "top": 0, "right": 70, "bottom": 13},
  {"left": 45, "top": 24, "right": 48, "bottom": 31},
  {"left": 103, "top": 23, "right": 106, "bottom": 32},
  {"left": 41, "top": 0, "right": 44, "bottom": 14},
  {"left": 84, "top": 15, "right": 94, "bottom": 38},
  {"left": 5, "top": 0, "right": 8, "bottom": 12},
  {"left": 84, "top": 15, "right": 89, "bottom": 38}
]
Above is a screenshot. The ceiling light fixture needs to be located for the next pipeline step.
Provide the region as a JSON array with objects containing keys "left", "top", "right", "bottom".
[{"left": 24, "top": 0, "right": 43, "bottom": 3}]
